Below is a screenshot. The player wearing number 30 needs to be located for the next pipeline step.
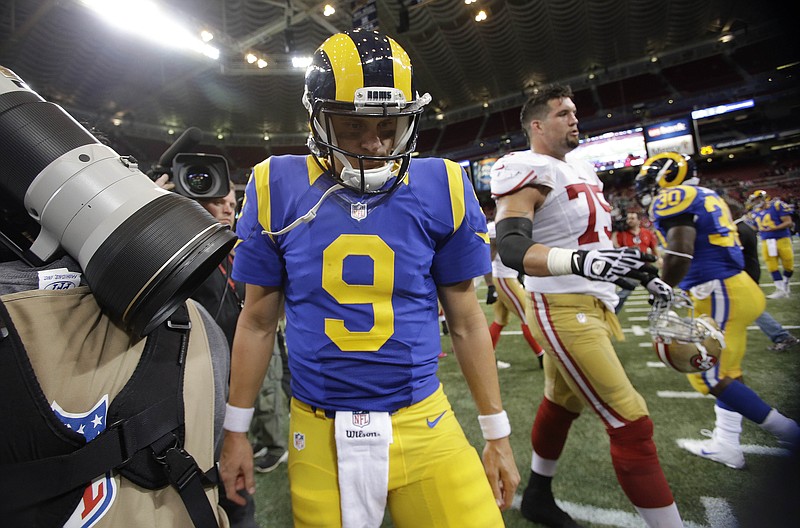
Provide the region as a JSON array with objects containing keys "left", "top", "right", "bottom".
[
  {"left": 636, "top": 152, "right": 800, "bottom": 470},
  {"left": 219, "top": 29, "right": 519, "bottom": 528},
  {"left": 491, "top": 84, "right": 682, "bottom": 528}
]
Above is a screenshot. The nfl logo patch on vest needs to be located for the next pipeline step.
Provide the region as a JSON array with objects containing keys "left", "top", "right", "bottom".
[{"left": 52, "top": 396, "right": 118, "bottom": 527}]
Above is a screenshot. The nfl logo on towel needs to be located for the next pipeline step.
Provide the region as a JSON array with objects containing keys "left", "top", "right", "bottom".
[
  {"left": 352, "top": 411, "right": 370, "bottom": 428},
  {"left": 351, "top": 202, "right": 367, "bottom": 221}
]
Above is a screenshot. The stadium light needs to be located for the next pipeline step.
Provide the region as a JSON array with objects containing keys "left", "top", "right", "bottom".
[
  {"left": 80, "top": 0, "right": 219, "bottom": 59},
  {"left": 292, "top": 56, "right": 313, "bottom": 69}
]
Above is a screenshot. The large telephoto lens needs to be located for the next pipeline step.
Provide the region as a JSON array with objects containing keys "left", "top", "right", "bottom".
[{"left": 0, "top": 66, "right": 236, "bottom": 336}]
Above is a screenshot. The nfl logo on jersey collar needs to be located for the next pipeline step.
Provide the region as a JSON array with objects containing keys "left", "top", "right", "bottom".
[{"left": 351, "top": 201, "right": 368, "bottom": 221}]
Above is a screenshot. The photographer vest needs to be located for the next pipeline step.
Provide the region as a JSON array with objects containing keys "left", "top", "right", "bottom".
[{"left": 0, "top": 287, "right": 226, "bottom": 528}]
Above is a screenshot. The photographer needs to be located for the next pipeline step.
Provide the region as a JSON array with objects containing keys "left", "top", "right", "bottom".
[
  {"left": 189, "top": 186, "right": 244, "bottom": 345},
  {"left": 0, "top": 71, "right": 235, "bottom": 526},
  {"left": 612, "top": 211, "right": 660, "bottom": 313},
  {"left": 191, "top": 184, "right": 289, "bottom": 478},
  {"left": 156, "top": 165, "right": 287, "bottom": 527}
]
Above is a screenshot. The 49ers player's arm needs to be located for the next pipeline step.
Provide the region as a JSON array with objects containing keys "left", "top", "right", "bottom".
[
  {"left": 493, "top": 185, "right": 552, "bottom": 276},
  {"left": 220, "top": 284, "right": 283, "bottom": 505},
  {"left": 658, "top": 215, "right": 697, "bottom": 287},
  {"left": 494, "top": 185, "right": 666, "bottom": 294}
]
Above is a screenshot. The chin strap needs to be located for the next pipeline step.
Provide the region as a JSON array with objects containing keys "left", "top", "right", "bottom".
[{"left": 262, "top": 183, "right": 345, "bottom": 236}]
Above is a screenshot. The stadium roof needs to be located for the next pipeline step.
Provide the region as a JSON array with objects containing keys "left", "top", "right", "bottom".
[{"left": 1, "top": 0, "right": 796, "bottom": 168}]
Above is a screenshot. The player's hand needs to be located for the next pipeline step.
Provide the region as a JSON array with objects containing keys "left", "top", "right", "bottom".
[
  {"left": 571, "top": 247, "right": 659, "bottom": 286},
  {"left": 482, "top": 437, "right": 520, "bottom": 511},
  {"left": 645, "top": 277, "right": 673, "bottom": 304},
  {"left": 219, "top": 431, "right": 256, "bottom": 506},
  {"left": 486, "top": 285, "right": 498, "bottom": 305}
]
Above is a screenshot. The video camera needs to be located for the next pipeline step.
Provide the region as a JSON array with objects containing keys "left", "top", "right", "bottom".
[
  {"left": 148, "top": 127, "right": 231, "bottom": 199},
  {"left": 612, "top": 209, "right": 628, "bottom": 233}
]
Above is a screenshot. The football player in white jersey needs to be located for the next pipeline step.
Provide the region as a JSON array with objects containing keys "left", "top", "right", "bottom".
[
  {"left": 486, "top": 218, "right": 545, "bottom": 367},
  {"left": 490, "top": 84, "right": 682, "bottom": 528}
]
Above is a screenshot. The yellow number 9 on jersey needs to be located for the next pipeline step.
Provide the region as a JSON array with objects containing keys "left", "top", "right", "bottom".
[{"left": 322, "top": 234, "right": 396, "bottom": 351}]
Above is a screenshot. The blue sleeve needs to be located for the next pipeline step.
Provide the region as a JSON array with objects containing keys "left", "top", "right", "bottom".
[
  {"left": 231, "top": 169, "right": 285, "bottom": 287},
  {"left": 431, "top": 165, "right": 491, "bottom": 285}
]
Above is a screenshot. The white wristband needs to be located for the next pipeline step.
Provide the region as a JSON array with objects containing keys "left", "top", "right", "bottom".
[
  {"left": 478, "top": 410, "right": 511, "bottom": 440},
  {"left": 223, "top": 403, "right": 255, "bottom": 433},
  {"left": 546, "top": 247, "right": 575, "bottom": 276},
  {"left": 662, "top": 249, "right": 693, "bottom": 260}
]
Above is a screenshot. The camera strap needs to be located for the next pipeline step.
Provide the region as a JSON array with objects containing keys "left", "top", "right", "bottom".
[{"left": 0, "top": 301, "right": 220, "bottom": 527}]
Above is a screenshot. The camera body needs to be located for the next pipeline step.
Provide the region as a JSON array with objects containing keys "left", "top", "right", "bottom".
[
  {"left": 613, "top": 216, "right": 629, "bottom": 233},
  {"left": 148, "top": 127, "right": 231, "bottom": 200},
  {"left": 171, "top": 153, "right": 231, "bottom": 199}
]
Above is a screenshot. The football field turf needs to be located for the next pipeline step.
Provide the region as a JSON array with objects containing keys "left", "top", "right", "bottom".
[{"left": 253, "top": 238, "right": 799, "bottom": 527}]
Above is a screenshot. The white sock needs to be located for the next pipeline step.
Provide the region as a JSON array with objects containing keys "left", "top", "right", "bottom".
[
  {"left": 760, "top": 409, "right": 800, "bottom": 445},
  {"left": 635, "top": 503, "right": 683, "bottom": 528},
  {"left": 530, "top": 449, "right": 558, "bottom": 477},
  {"left": 714, "top": 405, "right": 742, "bottom": 446},
  {"left": 774, "top": 280, "right": 786, "bottom": 293}
]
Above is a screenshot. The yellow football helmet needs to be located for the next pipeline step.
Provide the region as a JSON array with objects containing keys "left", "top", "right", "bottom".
[
  {"left": 635, "top": 152, "right": 697, "bottom": 207},
  {"left": 648, "top": 293, "right": 725, "bottom": 373},
  {"left": 745, "top": 190, "right": 769, "bottom": 212},
  {"left": 303, "top": 29, "right": 431, "bottom": 195}
]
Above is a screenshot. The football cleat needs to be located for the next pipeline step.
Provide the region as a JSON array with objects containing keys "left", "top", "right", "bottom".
[
  {"left": 767, "top": 288, "right": 788, "bottom": 299},
  {"left": 769, "top": 335, "right": 799, "bottom": 352},
  {"left": 648, "top": 293, "right": 724, "bottom": 373},
  {"left": 677, "top": 429, "right": 745, "bottom": 469},
  {"left": 520, "top": 472, "right": 583, "bottom": 527}
]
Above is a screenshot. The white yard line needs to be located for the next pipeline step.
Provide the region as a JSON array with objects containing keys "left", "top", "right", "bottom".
[{"left": 657, "top": 391, "right": 714, "bottom": 399}]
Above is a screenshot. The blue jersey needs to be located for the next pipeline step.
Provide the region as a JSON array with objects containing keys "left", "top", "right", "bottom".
[
  {"left": 233, "top": 155, "right": 490, "bottom": 412},
  {"left": 651, "top": 185, "right": 744, "bottom": 289},
  {"left": 752, "top": 200, "right": 793, "bottom": 240}
]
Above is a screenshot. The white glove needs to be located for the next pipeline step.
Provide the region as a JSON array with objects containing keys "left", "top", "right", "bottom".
[
  {"left": 571, "top": 247, "right": 659, "bottom": 285},
  {"left": 645, "top": 277, "right": 674, "bottom": 304}
]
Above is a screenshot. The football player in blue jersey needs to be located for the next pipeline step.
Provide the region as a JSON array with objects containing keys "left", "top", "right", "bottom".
[
  {"left": 746, "top": 189, "right": 795, "bottom": 298},
  {"left": 636, "top": 152, "right": 800, "bottom": 469},
  {"left": 218, "top": 29, "right": 519, "bottom": 527}
]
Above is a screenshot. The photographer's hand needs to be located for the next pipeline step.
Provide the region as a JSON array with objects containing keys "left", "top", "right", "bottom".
[{"left": 154, "top": 173, "right": 175, "bottom": 191}]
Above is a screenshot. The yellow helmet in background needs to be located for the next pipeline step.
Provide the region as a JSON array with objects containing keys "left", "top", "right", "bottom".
[
  {"left": 745, "top": 189, "right": 770, "bottom": 211},
  {"left": 634, "top": 152, "right": 697, "bottom": 207}
]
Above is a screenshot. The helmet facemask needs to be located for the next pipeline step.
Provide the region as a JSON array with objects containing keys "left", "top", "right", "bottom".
[
  {"left": 648, "top": 292, "right": 725, "bottom": 372},
  {"left": 302, "top": 28, "right": 432, "bottom": 196},
  {"left": 305, "top": 90, "right": 429, "bottom": 195}
]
